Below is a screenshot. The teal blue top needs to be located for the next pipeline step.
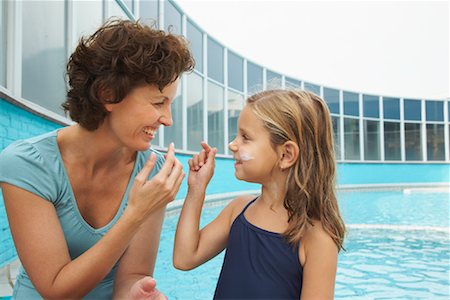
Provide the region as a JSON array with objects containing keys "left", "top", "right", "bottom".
[{"left": 0, "top": 130, "right": 164, "bottom": 299}]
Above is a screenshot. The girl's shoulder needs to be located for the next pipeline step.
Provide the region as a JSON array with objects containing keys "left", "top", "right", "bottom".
[
  {"left": 299, "top": 220, "right": 338, "bottom": 264},
  {"left": 225, "top": 194, "right": 257, "bottom": 224}
]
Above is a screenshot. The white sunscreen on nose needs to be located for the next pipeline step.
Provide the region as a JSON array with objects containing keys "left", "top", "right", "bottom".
[{"left": 239, "top": 152, "right": 254, "bottom": 161}]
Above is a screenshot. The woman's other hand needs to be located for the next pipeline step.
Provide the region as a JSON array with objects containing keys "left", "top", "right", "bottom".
[{"left": 128, "top": 276, "right": 167, "bottom": 300}]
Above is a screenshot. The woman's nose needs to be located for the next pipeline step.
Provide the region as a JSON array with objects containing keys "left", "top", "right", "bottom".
[{"left": 160, "top": 105, "right": 173, "bottom": 127}]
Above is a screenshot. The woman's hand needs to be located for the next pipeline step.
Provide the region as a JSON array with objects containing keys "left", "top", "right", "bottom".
[
  {"left": 127, "top": 143, "right": 185, "bottom": 222},
  {"left": 187, "top": 142, "right": 217, "bottom": 191},
  {"left": 128, "top": 277, "right": 167, "bottom": 300}
]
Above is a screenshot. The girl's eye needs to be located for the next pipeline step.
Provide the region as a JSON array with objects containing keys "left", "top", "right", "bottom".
[
  {"left": 153, "top": 102, "right": 164, "bottom": 107},
  {"left": 242, "top": 134, "right": 249, "bottom": 140}
]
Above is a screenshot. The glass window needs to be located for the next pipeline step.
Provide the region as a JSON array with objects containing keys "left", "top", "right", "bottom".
[
  {"left": 187, "top": 73, "right": 204, "bottom": 151},
  {"left": 343, "top": 91, "right": 359, "bottom": 117},
  {"left": 363, "top": 94, "right": 379, "bottom": 118},
  {"left": 140, "top": 0, "right": 158, "bottom": 27},
  {"left": 228, "top": 90, "right": 244, "bottom": 144},
  {"left": 405, "top": 123, "right": 422, "bottom": 160},
  {"left": 364, "top": 120, "right": 380, "bottom": 160},
  {"left": 228, "top": 51, "right": 243, "bottom": 92},
  {"left": 208, "top": 81, "right": 224, "bottom": 153},
  {"left": 266, "top": 70, "right": 282, "bottom": 88},
  {"left": 344, "top": 118, "right": 360, "bottom": 160},
  {"left": 75, "top": 1, "right": 103, "bottom": 43},
  {"left": 0, "top": 1, "right": 6, "bottom": 87},
  {"left": 331, "top": 116, "right": 341, "bottom": 159},
  {"left": 247, "top": 61, "right": 263, "bottom": 94},
  {"left": 323, "top": 88, "right": 340, "bottom": 114},
  {"left": 164, "top": 81, "right": 182, "bottom": 148},
  {"left": 426, "top": 124, "right": 445, "bottom": 161},
  {"left": 384, "top": 122, "right": 401, "bottom": 160},
  {"left": 108, "top": 1, "right": 129, "bottom": 19},
  {"left": 164, "top": 0, "right": 181, "bottom": 34},
  {"left": 285, "top": 77, "right": 301, "bottom": 89},
  {"left": 304, "top": 82, "right": 320, "bottom": 96},
  {"left": 383, "top": 97, "right": 400, "bottom": 120},
  {"left": 22, "top": 1, "right": 66, "bottom": 115},
  {"left": 187, "top": 20, "right": 203, "bottom": 73},
  {"left": 207, "top": 38, "right": 223, "bottom": 83},
  {"left": 404, "top": 99, "right": 421, "bottom": 121},
  {"left": 426, "top": 100, "right": 444, "bottom": 122}
]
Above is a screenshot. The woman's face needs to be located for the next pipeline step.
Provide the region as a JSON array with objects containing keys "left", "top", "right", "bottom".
[{"left": 104, "top": 79, "right": 179, "bottom": 151}]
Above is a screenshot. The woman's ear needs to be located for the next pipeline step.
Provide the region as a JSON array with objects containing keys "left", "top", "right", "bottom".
[
  {"left": 279, "top": 141, "right": 299, "bottom": 170},
  {"left": 99, "top": 88, "right": 114, "bottom": 112}
]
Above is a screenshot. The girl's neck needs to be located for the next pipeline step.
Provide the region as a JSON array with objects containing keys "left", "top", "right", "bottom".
[{"left": 260, "top": 174, "right": 288, "bottom": 210}]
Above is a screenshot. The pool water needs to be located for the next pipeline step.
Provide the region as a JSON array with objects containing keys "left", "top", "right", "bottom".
[{"left": 154, "top": 190, "right": 450, "bottom": 299}]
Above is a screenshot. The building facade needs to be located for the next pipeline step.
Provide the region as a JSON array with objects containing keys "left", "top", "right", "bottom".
[{"left": 0, "top": 0, "right": 449, "bottom": 268}]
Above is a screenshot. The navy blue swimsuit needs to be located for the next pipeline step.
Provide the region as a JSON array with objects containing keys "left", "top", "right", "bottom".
[{"left": 214, "top": 198, "right": 303, "bottom": 299}]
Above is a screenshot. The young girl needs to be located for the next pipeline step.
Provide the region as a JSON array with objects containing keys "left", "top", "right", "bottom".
[{"left": 174, "top": 89, "right": 346, "bottom": 299}]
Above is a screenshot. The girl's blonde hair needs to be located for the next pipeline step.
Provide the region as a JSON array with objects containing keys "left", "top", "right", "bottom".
[{"left": 247, "top": 89, "right": 346, "bottom": 251}]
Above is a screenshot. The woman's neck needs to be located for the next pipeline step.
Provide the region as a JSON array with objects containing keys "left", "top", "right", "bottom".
[{"left": 57, "top": 124, "right": 135, "bottom": 171}]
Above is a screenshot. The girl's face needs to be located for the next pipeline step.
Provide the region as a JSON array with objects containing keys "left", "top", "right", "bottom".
[
  {"left": 104, "top": 79, "right": 179, "bottom": 151},
  {"left": 228, "top": 105, "right": 280, "bottom": 184}
]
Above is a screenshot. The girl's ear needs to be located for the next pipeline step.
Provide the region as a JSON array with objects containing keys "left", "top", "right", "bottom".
[{"left": 279, "top": 141, "right": 299, "bottom": 170}]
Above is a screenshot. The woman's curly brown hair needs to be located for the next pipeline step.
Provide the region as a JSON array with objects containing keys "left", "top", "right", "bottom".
[{"left": 62, "top": 18, "right": 194, "bottom": 130}]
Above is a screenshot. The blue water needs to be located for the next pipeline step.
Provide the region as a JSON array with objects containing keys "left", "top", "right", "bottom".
[{"left": 154, "top": 190, "right": 450, "bottom": 299}]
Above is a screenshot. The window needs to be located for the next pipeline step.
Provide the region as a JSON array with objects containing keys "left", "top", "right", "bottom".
[
  {"left": 285, "top": 77, "right": 301, "bottom": 89},
  {"left": 331, "top": 116, "right": 341, "bottom": 159},
  {"left": 208, "top": 81, "right": 224, "bottom": 153},
  {"left": 426, "top": 124, "right": 445, "bottom": 161},
  {"left": 187, "top": 73, "right": 203, "bottom": 151},
  {"left": 404, "top": 99, "right": 421, "bottom": 121},
  {"left": 425, "top": 100, "right": 444, "bottom": 122},
  {"left": 187, "top": 21, "right": 203, "bottom": 73},
  {"left": 384, "top": 122, "right": 401, "bottom": 160},
  {"left": 266, "top": 70, "right": 282, "bottom": 88},
  {"left": 363, "top": 94, "right": 379, "bottom": 118},
  {"left": 323, "top": 88, "right": 340, "bottom": 114},
  {"left": 364, "top": 120, "right": 380, "bottom": 160},
  {"left": 140, "top": 0, "right": 158, "bottom": 27},
  {"left": 108, "top": 1, "right": 129, "bottom": 19},
  {"left": 164, "top": 1, "right": 181, "bottom": 34},
  {"left": 343, "top": 91, "right": 359, "bottom": 117},
  {"left": 304, "top": 82, "right": 320, "bottom": 96},
  {"left": 164, "top": 80, "right": 182, "bottom": 148},
  {"left": 405, "top": 123, "right": 422, "bottom": 160},
  {"left": 207, "top": 38, "right": 223, "bottom": 83},
  {"left": 228, "top": 51, "right": 243, "bottom": 92},
  {"left": 383, "top": 97, "right": 400, "bottom": 120},
  {"left": 247, "top": 62, "right": 263, "bottom": 94},
  {"left": 0, "top": 1, "right": 6, "bottom": 87},
  {"left": 75, "top": 1, "right": 103, "bottom": 44},
  {"left": 22, "top": 1, "right": 66, "bottom": 115},
  {"left": 344, "top": 118, "right": 360, "bottom": 160},
  {"left": 228, "top": 90, "right": 244, "bottom": 144}
]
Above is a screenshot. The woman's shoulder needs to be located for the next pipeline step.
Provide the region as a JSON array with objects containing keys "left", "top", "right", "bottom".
[{"left": 0, "top": 130, "right": 58, "bottom": 164}]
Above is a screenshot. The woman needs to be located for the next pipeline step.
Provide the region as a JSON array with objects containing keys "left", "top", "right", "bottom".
[{"left": 0, "top": 19, "right": 194, "bottom": 299}]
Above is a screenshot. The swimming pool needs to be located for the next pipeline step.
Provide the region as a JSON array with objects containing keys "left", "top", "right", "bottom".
[{"left": 154, "top": 189, "right": 450, "bottom": 299}]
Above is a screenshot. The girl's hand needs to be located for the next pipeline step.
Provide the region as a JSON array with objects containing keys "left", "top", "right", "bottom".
[
  {"left": 127, "top": 143, "right": 185, "bottom": 222},
  {"left": 188, "top": 142, "right": 217, "bottom": 190},
  {"left": 128, "top": 277, "right": 167, "bottom": 300}
]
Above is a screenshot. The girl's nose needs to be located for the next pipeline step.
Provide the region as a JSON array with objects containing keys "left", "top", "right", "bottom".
[{"left": 228, "top": 140, "right": 237, "bottom": 152}]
